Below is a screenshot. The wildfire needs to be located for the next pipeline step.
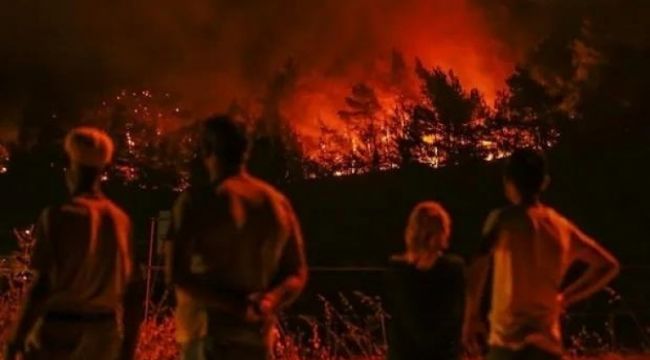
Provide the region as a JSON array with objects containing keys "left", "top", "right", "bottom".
[
  {"left": 0, "top": 68, "right": 554, "bottom": 188},
  {"left": 75, "top": 61, "right": 555, "bottom": 187},
  {"left": 285, "top": 62, "right": 553, "bottom": 178},
  {"left": 1, "top": 62, "right": 556, "bottom": 187}
]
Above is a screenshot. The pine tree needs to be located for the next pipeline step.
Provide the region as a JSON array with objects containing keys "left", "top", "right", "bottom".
[
  {"left": 414, "top": 61, "right": 488, "bottom": 165},
  {"left": 338, "top": 83, "right": 383, "bottom": 171}
]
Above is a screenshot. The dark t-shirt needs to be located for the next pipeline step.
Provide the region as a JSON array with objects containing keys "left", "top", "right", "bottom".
[
  {"left": 166, "top": 172, "right": 307, "bottom": 345},
  {"left": 384, "top": 254, "right": 466, "bottom": 360}
]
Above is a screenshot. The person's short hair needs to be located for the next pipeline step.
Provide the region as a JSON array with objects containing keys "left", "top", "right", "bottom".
[
  {"left": 504, "top": 148, "right": 549, "bottom": 198},
  {"left": 200, "top": 115, "right": 249, "bottom": 168},
  {"left": 64, "top": 127, "right": 114, "bottom": 168},
  {"left": 405, "top": 201, "right": 452, "bottom": 255}
]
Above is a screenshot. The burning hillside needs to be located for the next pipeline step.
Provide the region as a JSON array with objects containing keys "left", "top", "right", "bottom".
[
  {"left": 0, "top": 0, "right": 514, "bottom": 143},
  {"left": 0, "top": 0, "right": 589, "bottom": 186},
  {"left": 41, "top": 60, "right": 557, "bottom": 190}
]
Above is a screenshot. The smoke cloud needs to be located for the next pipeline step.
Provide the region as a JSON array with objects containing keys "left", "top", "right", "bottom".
[
  {"left": 0, "top": 0, "right": 522, "bottom": 142},
  {"left": 3, "top": 0, "right": 647, "bottom": 143},
  {"left": 475, "top": 0, "right": 650, "bottom": 90}
]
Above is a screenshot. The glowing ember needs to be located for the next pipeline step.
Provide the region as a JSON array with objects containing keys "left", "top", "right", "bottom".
[
  {"left": 0, "top": 63, "right": 555, "bottom": 187},
  {"left": 0, "top": 143, "right": 9, "bottom": 175},
  {"left": 290, "top": 64, "right": 556, "bottom": 177}
]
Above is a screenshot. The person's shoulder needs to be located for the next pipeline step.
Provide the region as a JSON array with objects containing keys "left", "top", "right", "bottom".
[
  {"left": 50, "top": 197, "right": 85, "bottom": 217},
  {"left": 538, "top": 205, "right": 580, "bottom": 236},
  {"left": 539, "top": 204, "right": 568, "bottom": 222},
  {"left": 101, "top": 197, "right": 131, "bottom": 225},
  {"left": 498, "top": 204, "right": 527, "bottom": 219},
  {"left": 241, "top": 173, "right": 283, "bottom": 193},
  {"left": 242, "top": 173, "right": 292, "bottom": 206}
]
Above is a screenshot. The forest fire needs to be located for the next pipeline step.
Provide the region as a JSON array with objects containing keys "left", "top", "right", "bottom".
[
  {"left": 273, "top": 60, "right": 553, "bottom": 178},
  {"left": 0, "top": 56, "right": 554, "bottom": 189},
  {"left": 0, "top": 53, "right": 554, "bottom": 188},
  {"left": 0, "top": 0, "right": 537, "bottom": 184},
  {"left": 77, "top": 60, "right": 553, "bottom": 187}
]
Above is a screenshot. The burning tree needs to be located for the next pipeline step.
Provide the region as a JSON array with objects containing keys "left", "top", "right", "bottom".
[
  {"left": 309, "top": 119, "right": 364, "bottom": 177},
  {"left": 82, "top": 90, "right": 196, "bottom": 190},
  {"left": 338, "top": 83, "right": 385, "bottom": 172},
  {"left": 412, "top": 62, "right": 490, "bottom": 165},
  {"left": 247, "top": 59, "right": 308, "bottom": 183},
  {"left": 487, "top": 67, "right": 563, "bottom": 153},
  {"left": 0, "top": 58, "right": 569, "bottom": 184},
  {"left": 299, "top": 59, "right": 566, "bottom": 177}
]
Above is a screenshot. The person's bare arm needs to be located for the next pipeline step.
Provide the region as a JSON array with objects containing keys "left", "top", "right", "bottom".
[
  {"left": 5, "top": 211, "right": 52, "bottom": 359},
  {"left": 255, "top": 203, "right": 308, "bottom": 315},
  {"left": 560, "top": 225, "right": 620, "bottom": 308}
]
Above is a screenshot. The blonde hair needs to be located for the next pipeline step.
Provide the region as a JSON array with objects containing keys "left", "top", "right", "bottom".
[{"left": 404, "top": 201, "right": 452, "bottom": 259}]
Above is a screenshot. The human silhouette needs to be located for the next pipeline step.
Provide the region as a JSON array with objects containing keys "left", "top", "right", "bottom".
[
  {"left": 164, "top": 115, "right": 308, "bottom": 360},
  {"left": 5, "top": 127, "right": 142, "bottom": 360},
  {"left": 385, "top": 201, "right": 465, "bottom": 360},
  {"left": 463, "top": 149, "right": 620, "bottom": 360}
]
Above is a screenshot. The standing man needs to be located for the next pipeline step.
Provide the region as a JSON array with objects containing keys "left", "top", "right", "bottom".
[
  {"left": 164, "top": 115, "right": 308, "bottom": 360},
  {"left": 4, "top": 127, "right": 143, "bottom": 360},
  {"left": 463, "top": 149, "right": 620, "bottom": 360}
]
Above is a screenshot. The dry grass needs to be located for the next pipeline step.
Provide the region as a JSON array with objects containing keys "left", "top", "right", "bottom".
[
  {"left": 2, "top": 283, "right": 649, "bottom": 360},
  {"left": 1, "top": 228, "right": 649, "bottom": 359}
]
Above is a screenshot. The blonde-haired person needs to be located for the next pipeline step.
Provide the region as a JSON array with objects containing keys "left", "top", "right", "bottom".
[{"left": 385, "top": 201, "right": 465, "bottom": 360}]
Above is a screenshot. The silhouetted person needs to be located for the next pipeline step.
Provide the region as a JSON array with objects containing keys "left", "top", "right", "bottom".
[
  {"left": 385, "top": 202, "right": 465, "bottom": 360},
  {"left": 164, "top": 115, "right": 308, "bottom": 360},
  {"left": 463, "top": 149, "right": 620, "bottom": 360},
  {"left": 4, "top": 127, "right": 143, "bottom": 360}
]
